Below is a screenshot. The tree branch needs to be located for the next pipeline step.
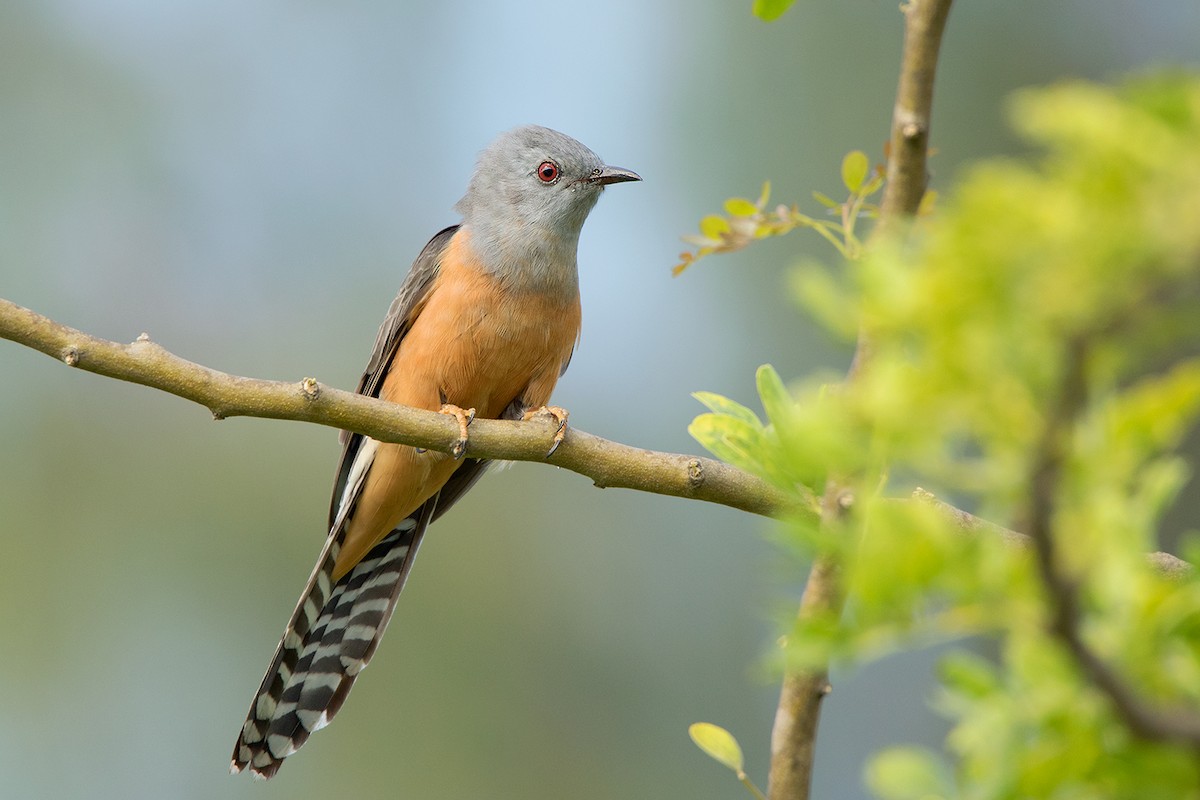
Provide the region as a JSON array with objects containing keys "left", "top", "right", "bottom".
[
  {"left": 0, "top": 296, "right": 793, "bottom": 518},
  {"left": 1025, "top": 338, "right": 1200, "bottom": 749},
  {"left": 913, "top": 488, "right": 1195, "bottom": 581},
  {"left": 767, "top": 487, "right": 850, "bottom": 800},
  {"left": 878, "top": 0, "right": 954, "bottom": 220},
  {"left": 766, "top": 2, "right": 955, "bottom": 798},
  {"left": 848, "top": 0, "right": 954, "bottom": 382}
]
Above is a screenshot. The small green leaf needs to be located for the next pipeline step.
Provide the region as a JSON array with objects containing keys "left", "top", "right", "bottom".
[
  {"left": 699, "top": 214, "right": 732, "bottom": 239},
  {"left": 756, "top": 181, "right": 772, "bottom": 208},
  {"left": 917, "top": 188, "right": 938, "bottom": 216},
  {"left": 841, "top": 150, "right": 869, "bottom": 193},
  {"left": 937, "top": 652, "right": 999, "bottom": 699},
  {"left": 865, "top": 747, "right": 950, "bottom": 800},
  {"left": 752, "top": 0, "right": 795, "bottom": 22},
  {"left": 688, "top": 722, "right": 745, "bottom": 774},
  {"left": 693, "top": 391, "right": 763, "bottom": 426},
  {"left": 791, "top": 264, "right": 860, "bottom": 340},
  {"left": 689, "top": 413, "right": 769, "bottom": 472},
  {"left": 812, "top": 190, "right": 841, "bottom": 209},
  {"left": 725, "top": 197, "right": 760, "bottom": 217},
  {"left": 756, "top": 364, "right": 794, "bottom": 432},
  {"left": 860, "top": 173, "right": 885, "bottom": 197}
]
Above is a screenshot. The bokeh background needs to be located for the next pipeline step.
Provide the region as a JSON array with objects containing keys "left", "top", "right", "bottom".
[{"left": 2, "top": 1, "right": 1197, "bottom": 798}]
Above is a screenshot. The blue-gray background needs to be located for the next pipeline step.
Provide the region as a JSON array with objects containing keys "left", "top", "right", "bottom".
[{"left": 1, "top": 2, "right": 1196, "bottom": 798}]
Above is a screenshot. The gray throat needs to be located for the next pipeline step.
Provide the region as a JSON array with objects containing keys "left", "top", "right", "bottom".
[{"left": 462, "top": 216, "right": 583, "bottom": 298}]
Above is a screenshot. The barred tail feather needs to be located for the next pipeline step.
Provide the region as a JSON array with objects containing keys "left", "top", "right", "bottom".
[{"left": 231, "top": 503, "right": 433, "bottom": 779}]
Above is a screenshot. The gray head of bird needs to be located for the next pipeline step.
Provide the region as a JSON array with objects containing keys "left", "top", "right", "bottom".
[{"left": 455, "top": 125, "right": 640, "bottom": 285}]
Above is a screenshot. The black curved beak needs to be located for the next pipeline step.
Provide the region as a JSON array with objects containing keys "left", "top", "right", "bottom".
[{"left": 591, "top": 166, "right": 642, "bottom": 186}]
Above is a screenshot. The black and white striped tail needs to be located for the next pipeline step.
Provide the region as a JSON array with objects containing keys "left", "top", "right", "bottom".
[{"left": 231, "top": 506, "right": 432, "bottom": 779}]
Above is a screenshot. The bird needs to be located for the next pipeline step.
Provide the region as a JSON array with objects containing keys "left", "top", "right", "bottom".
[{"left": 230, "top": 125, "right": 640, "bottom": 779}]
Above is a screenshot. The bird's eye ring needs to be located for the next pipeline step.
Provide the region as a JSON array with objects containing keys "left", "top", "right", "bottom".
[{"left": 537, "top": 161, "right": 560, "bottom": 183}]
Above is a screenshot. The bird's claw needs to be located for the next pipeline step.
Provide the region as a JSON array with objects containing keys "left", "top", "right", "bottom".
[
  {"left": 523, "top": 405, "right": 569, "bottom": 458},
  {"left": 439, "top": 404, "right": 476, "bottom": 459}
]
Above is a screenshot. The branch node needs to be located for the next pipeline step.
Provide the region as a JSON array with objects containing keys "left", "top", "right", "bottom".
[
  {"left": 686, "top": 458, "right": 705, "bottom": 490},
  {"left": 211, "top": 408, "right": 226, "bottom": 421},
  {"left": 300, "top": 377, "right": 320, "bottom": 401},
  {"left": 61, "top": 346, "right": 79, "bottom": 366},
  {"left": 895, "top": 109, "right": 927, "bottom": 141}
]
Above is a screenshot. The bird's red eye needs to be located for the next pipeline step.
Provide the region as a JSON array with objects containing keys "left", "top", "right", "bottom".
[{"left": 537, "top": 161, "right": 560, "bottom": 183}]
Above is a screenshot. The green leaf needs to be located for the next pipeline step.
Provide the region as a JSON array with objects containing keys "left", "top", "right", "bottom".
[
  {"left": 688, "top": 413, "right": 770, "bottom": 474},
  {"left": 841, "top": 150, "right": 870, "bottom": 193},
  {"left": 752, "top": 0, "right": 795, "bottom": 22},
  {"left": 688, "top": 722, "right": 745, "bottom": 774},
  {"left": 860, "top": 172, "right": 885, "bottom": 197},
  {"left": 812, "top": 190, "right": 841, "bottom": 209},
  {"left": 692, "top": 391, "right": 763, "bottom": 426},
  {"left": 699, "top": 214, "right": 732, "bottom": 240},
  {"left": 865, "top": 747, "right": 950, "bottom": 800},
  {"left": 724, "top": 197, "right": 760, "bottom": 217},
  {"left": 756, "top": 364, "right": 794, "bottom": 432},
  {"left": 917, "top": 188, "right": 938, "bottom": 215},
  {"left": 791, "top": 263, "right": 859, "bottom": 340},
  {"left": 756, "top": 180, "right": 772, "bottom": 208},
  {"left": 937, "top": 652, "right": 999, "bottom": 699}
]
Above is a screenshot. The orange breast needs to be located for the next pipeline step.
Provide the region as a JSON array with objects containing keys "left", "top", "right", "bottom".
[{"left": 332, "top": 228, "right": 582, "bottom": 578}]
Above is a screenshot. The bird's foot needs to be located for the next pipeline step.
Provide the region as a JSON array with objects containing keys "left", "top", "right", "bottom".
[
  {"left": 523, "top": 405, "right": 569, "bottom": 458},
  {"left": 438, "top": 404, "right": 476, "bottom": 459}
]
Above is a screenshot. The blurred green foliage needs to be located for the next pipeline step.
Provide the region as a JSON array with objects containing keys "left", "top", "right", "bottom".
[{"left": 691, "top": 73, "right": 1200, "bottom": 797}]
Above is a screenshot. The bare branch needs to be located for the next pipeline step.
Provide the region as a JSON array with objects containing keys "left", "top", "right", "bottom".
[{"left": 0, "top": 296, "right": 794, "bottom": 518}]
